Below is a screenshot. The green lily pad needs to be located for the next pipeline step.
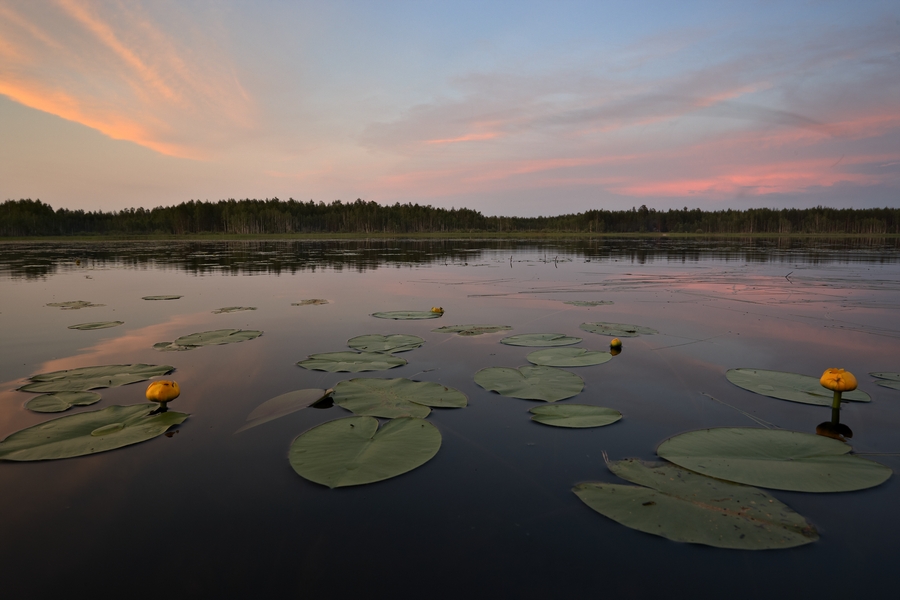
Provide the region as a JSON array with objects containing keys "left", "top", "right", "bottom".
[
  {"left": 289, "top": 416, "right": 441, "bottom": 488},
  {"left": 500, "top": 333, "right": 582, "bottom": 347},
  {"left": 530, "top": 404, "right": 621, "bottom": 428},
  {"left": 212, "top": 306, "right": 257, "bottom": 314},
  {"left": 235, "top": 388, "right": 332, "bottom": 433},
  {"left": 154, "top": 329, "right": 263, "bottom": 351},
  {"left": 432, "top": 324, "right": 513, "bottom": 336},
  {"left": 563, "top": 300, "right": 614, "bottom": 307},
  {"left": 46, "top": 300, "right": 105, "bottom": 310},
  {"left": 372, "top": 310, "right": 442, "bottom": 320},
  {"left": 579, "top": 322, "right": 658, "bottom": 337},
  {"left": 333, "top": 378, "right": 467, "bottom": 419},
  {"left": 347, "top": 334, "right": 424, "bottom": 353},
  {"left": 0, "top": 404, "right": 188, "bottom": 461},
  {"left": 25, "top": 392, "right": 102, "bottom": 413},
  {"left": 292, "top": 299, "right": 328, "bottom": 306},
  {"left": 142, "top": 295, "right": 182, "bottom": 300},
  {"left": 297, "top": 351, "right": 407, "bottom": 373},
  {"left": 526, "top": 348, "right": 612, "bottom": 367},
  {"left": 67, "top": 321, "right": 124, "bottom": 330},
  {"left": 871, "top": 372, "right": 900, "bottom": 390},
  {"left": 726, "top": 368, "right": 871, "bottom": 405},
  {"left": 573, "top": 459, "right": 819, "bottom": 550},
  {"left": 19, "top": 364, "right": 175, "bottom": 393},
  {"left": 657, "top": 427, "right": 892, "bottom": 493},
  {"left": 474, "top": 365, "right": 584, "bottom": 402}
]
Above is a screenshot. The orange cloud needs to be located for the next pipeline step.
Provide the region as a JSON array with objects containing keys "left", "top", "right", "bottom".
[{"left": 426, "top": 132, "right": 502, "bottom": 145}]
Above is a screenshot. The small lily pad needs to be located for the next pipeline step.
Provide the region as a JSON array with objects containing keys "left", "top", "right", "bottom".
[
  {"left": 0, "top": 404, "right": 188, "bottom": 461},
  {"left": 656, "top": 427, "right": 892, "bottom": 493},
  {"left": 579, "top": 322, "right": 658, "bottom": 337},
  {"left": 46, "top": 300, "right": 105, "bottom": 310},
  {"left": 563, "top": 300, "right": 613, "bottom": 307},
  {"left": 236, "top": 389, "right": 332, "bottom": 433},
  {"left": 372, "top": 310, "right": 443, "bottom": 320},
  {"left": 726, "top": 368, "right": 871, "bottom": 405},
  {"left": 142, "top": 295, "right": 182, "bottom": 301},
  {"left": 19, "top": 364, "right": 175, "bottom": 393},
  {"left": 432, "top": 324, "right": 513, "bottom": 336},
  {"left": 870, "top": 372, "right": 900, "bottom": 390},
  {"left": 154, "top": 329, "right": 263, "bottom": 351},
  {"left": 500, "top": 333, "right": 582, "bottom": 347},
  {"left": 347, "top": 334, "right": 424, "bottom": 353},
  {"left": 530, "top": 404, "right": 621, "bottom": 428},
  {"left": 297, "top": 351, "right": 407, "bottom": 373},
  {"left": 333, "top": 378, "right": 467, "bottom": 418},
  {"left": 25, "top": 392, "right": 102, "bottom": 413},
  {"left": 474, "top": 365, "right": 584, "bottom": 402},
  {"left": 289, "top": 416, "right": 441, "bottom": 488},
  {"left": 212, "top": 306, "right": 257, "bottom": 314},
  {"left": 526, "top": 348, "right": 612, "bottom": 367},
  {"left": 292, "top": 299, "right": 328, "bottom": 306},
  {"left": 67, "top": 321, "right": 124, "bottom": 330},
  {"left": 573, "top": 459, "right": 819, "bottom": 549}
]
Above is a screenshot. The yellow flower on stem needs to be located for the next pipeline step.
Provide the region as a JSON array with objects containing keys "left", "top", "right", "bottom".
[
  {"left": 819, "top": 368, "right": 857, "bottom": 411},
  {"left": 146, "top": 380, "right": 180, "bottom": 411}
]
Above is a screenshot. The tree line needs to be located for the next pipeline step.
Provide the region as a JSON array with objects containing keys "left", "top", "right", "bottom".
[{"left": 2, "top": 198, "right": 899, "bottom": 236}]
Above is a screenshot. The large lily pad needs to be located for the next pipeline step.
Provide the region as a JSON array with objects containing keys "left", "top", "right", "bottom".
[
  {"left": 46, "top": 300, "right": 104, "bottom": 310},
  {"left": 871, "top": 372, "right": 900, "bottom": 390},
  {"left": 347, "top": 334, "right": 424, "bottom": 353},
  {"left": 530, "top": 404, "right": 621, "bottom": 428},
  {"left": 563, "top": 300, "right": 613, "bottom": 307},
  {"left": 333, "top": 378, "right": 467, "bottom": 419},
  {"left": 19, "top": 364, "right": 175, "bottom": 393},
  {"left": 432, "top": 324, "right": 513, "bottom": 336},
  {"left": 579, "top": 322, "right": 658, "bottom": 337},
  {"left": 526, "top": 348, "right": 612, "bottom": 367},
  {"left": 25, "top": 392, "right": 102, "bottom": 413},
  {"left": 212, "top": 306, "right": 256, "bottom": 314},
  {"left": 142, "top": 295, "right": 182, "bottom": 300},
  {"left": 573, "top": 459, "right": 819, "bottom": 549},
  {"left": 726, "top": 368, "right": 871, "bottom": 405},
  {"left": 0, "top": 404, "right": 188, "bottom": 461},
  {"left": 154, "top": 329, "right": 263, "bottom": 351},
  {"left": 67, "top": 321, "right": 124, "bottom": 330},
  {"left": 372, "top": 310, "right": 442, "bottom": 320},
  {"left": 235, "top": 389, "right": 332, "bottom": 433},
  {"left": 657, "top": 428, "right": 892, "bottom": 492},
  {"left": 500, "top": 333, "right": 582, "bottom": 347},
  {"left": 289, "top": 416, "right": 441, "bottom": 488},
  {"left": 297, "top": 351, "right": 406, "bottom": 373},
  {"left": 474, "top": 365, "right": 583, "bottom": 402}
]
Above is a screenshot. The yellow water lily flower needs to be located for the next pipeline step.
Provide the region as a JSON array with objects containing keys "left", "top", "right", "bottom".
[
  {"left": 610, "top": 338, "right": 622, "bottom": 349},
  {"left": 819, "top": 368, "right": 857, "bottom": 392},
  {"left": 146, "top": 380, "right": 180, "bottom": 406},
  {"left": 431, "top": 307, "right": 444, "bottom": 314}
]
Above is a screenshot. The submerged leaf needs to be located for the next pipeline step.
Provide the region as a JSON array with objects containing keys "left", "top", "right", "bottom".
[
  {"left": 657, "top": 427, "right": 892, "bottom": 493},
  {"left": 573, "top": 459, "right": 819, "bottom": 550},
  {"left": 292, "top": 299, "right": 328, "bottom": 306},
  {"left": 297, "top": 351, "right": 406, "bottom": 373},
  {"left": 579, "top": 322, "right": 658, "bottom": 337},
  {"left": 432, "top": 324, "right": 512, "bottom": 336},
  {"left": 67, "top": 321, "right": 124, "bottom": 330},
  {"left": 154, "top": 329, "right": 262, "bottom": 351},
  {"left": 347, "top": 334, "right": 424, "bottom": 353},
  {"left": 526, "top": 347, "right": 612, "bottom": 367},
  {"left": 46, "top": 300, "right": 104, "bottom": 310},
  {"left": 236, "top": 389, "right": 332, "bottom": 433},
  {"left": 500, "top": 333, "right": 582, "bottom": 347},
  {"left": 530, "top": 404, "right": 621, "bottom": 428},
  {"left": 870, "top": 372, "right": 900, "bottom": 390},
  {"left": 142, "top": 295, "right": 182, "bottom": 301},
  {"left": 212, "top": 306, "right": 257, "bottom": 314},
  {"left": 19, "top": 364, "right": 174, "bottom": 393},
  {"left": 474, "top": 365, "right": 583, "bottom": 402},
  {"left": 563, "top": 300, "right": 613, "bottom": 307},
  {"left": 726, "top": 368, "right": 871, "bottom": 405},
  {"left": 25, "top": 392, "right": 102, "bottom": 413},
  {"left": 289, "top": 416, "right": 441, "bottom": 488},
  {"left": 334, "top": 378, "right": 467, "bottom": 418},
  {"left": 371, "top": 310, "right": 443, "bottom": 320}
]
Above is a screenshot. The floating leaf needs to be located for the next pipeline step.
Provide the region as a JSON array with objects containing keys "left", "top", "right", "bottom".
[
  {"left": 333, "top": 378, "right": 467, "bottom": 419},
  {"left": 500, "top": 333, "right": 582, "bottom": 347},
  {"left": 432, "top": 324, "right": 512, "bottom": 336},
  {"left": 212, "top": 306, "right": 256, "bottom": 314},
  {"left": 573, "top": 459, "right": 819, "bottom": 550},
  {"left": 474, "top": 365, "right": 583, "bottom": 402},
  {"left": 526, "top": 348, "right": 612, "bottom": 367},
  {"left": 579, "top": 322, "right": 658, "bottom": 337},
  {"left": 67, "top": 321, "right": 124, "bottom": 330},
  {"left": 25, "top": 392, "right": 101, "bottom": 413},
  {"left": 372, "top": 310, "right": 442, "bottom": 320},
  {"left": 297, "top": 351, "right": 406, "bottom": 373},
  {"left": 657, "top": 427, "right": 892, "bottom": 493},
  {"left": 289, "top": 416, "right": 441, "bottom": 488},
  {"left": 530, "top": 404, "right": 621, "bottom": 428},
  {"left": 0, "top": 404, "right": 188, "bottom": 461},
  {"left": 292, "top": 299, "right": 328, "bottom": 306},
  {"left": 46, "top": 300, "right": 104, "bottom": 310},
  {"left": 870, "top": 372, "right": 900, "bottom": 390},
  {"left": 563, "top": 300, "right": 613, "bottom": 307},
  {"left": 19, "top": 364, "right": 174, "bottom": 393},
  {"left": 726, "top": 368, "right": 871, "bottom": 405},
  {"left": 154, "top": 329, "right": 263, "bottom": 351},
  {"left": 347, "top": 334, "right": 424, "bottom": 353},
  {"left": 235, "top": 389, "right": 332, "bottom": 433},
  {"left": 142, "top": 295, "right": 182, "bottom": 301}
]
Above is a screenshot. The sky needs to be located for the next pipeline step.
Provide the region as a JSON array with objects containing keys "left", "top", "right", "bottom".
[{"left": 1, "top": 0, "right": 898, "bottom": 217}]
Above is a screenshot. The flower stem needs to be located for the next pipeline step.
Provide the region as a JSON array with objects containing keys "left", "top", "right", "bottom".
[{"left": 831, "top": 390, "right": 842, "bottom": 411}]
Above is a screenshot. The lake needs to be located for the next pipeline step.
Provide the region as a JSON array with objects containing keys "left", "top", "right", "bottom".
[{"left": 1, "top": 237, "right": 899, "bottom": 598}]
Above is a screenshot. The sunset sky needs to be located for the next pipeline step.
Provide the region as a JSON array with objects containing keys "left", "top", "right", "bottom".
[{"left": 1, "top": 0, "right": 898, "bottom": 216}]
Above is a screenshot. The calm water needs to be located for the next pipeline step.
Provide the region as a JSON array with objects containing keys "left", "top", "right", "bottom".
[{"left": 1, "top": 238, "right": 899, "bottom": 598}]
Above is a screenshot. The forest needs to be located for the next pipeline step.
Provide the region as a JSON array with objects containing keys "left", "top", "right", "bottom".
[{"left": 1, "top": 197, "right": 899, "bottom": 236}]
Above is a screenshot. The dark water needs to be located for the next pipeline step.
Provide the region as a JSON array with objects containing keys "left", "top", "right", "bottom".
[{"left": 1, "top": 238, "right": 898, "bottom": 598}]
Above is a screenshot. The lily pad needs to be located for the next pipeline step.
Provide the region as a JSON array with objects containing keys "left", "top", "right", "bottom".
[
  {"left": 500, "top": 333, "right": 582, "bottom": 347},
  {"left": 142, "top": 295, "right": 182, "bottom": 300},
  {"left": 432, "top": 324, "right": 513, "bottom": 336},
  {"left": 67, "top": 321, "right": 124, "bottom": 330},
  {"left": 289, "top": 416, "right": 441, "bottom": 488},
  {"left": 297, "top": 351, "right": 407, "bottom": 373},
  {"left": 526, "top": 348, "right": 612, "bottom": 367},
  {"left": 573, "top": 459, "right": 819, "bottom": 549},
  {"left": 579, "top": 322, "right": 658, "bottom": 337},
  {"left": 19, "top": 364, "right": 175, "bottom": 393},
  {"left": 656, "top": 427, "right": 892, "bottom": 493},
  {"left": 726, "top": 369, "right": 871, "bottom": 405},
  {"left": 292, "top": 299, "right": 328, "bottom": 306},
  {"left": 530, "top": 404, "right": 621, "bottom": 428},
  {"left": 563, "top": 300, "right": 614, "bottom": 307},
  {"left": 372, "top": 310, "right": 442, "bottom": 320},
  {"left": 870, "top": 372, "right": 900, "bottom": 390},
  {"left": 347, "top": 334, "right": 424, "bottom": 353},
  {"left": 333, "top": 378, "right": 467, "bottom": 419},
  {"left": 212, "top": 306, "right": 257, "bottom": 314},
  {"left": 25, "top": 392, "right": 102, "bottom": 413},
  {"left": 0, "top": 404, "right": 188, "bottom": 461},
  {"left": 235, "top": 389, "right": 332, "bottom": 433},
  {"left": 154, "top": 329, "right": 263, "bottom": 351},
  {"left": 474, "top": 365, "right": 584, "bottom": 402},
  {"left": 46, "top": 300, "right": 105, "bottom": 310}
]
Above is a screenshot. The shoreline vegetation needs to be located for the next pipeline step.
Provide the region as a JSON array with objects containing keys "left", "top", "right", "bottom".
[{"left": 3, "top": 198, "right": 900, "bottom": 238}]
